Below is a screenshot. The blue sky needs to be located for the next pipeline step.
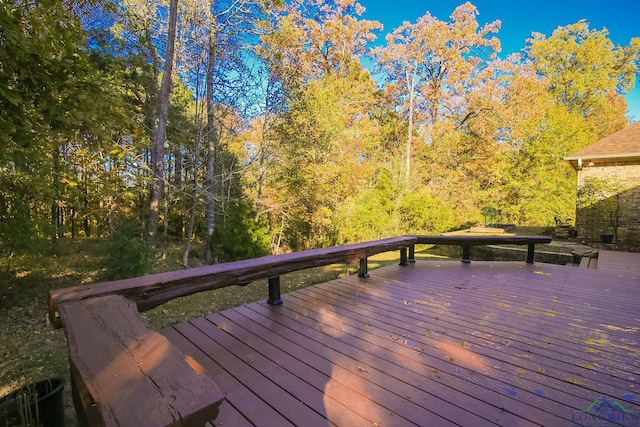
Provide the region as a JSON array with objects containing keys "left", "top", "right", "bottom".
[{"left": 360, "top": 0, "right": 640, "bottom": 122}]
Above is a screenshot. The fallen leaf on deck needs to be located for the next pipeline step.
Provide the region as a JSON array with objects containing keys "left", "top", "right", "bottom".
[{"left": 533, "top": 271, "right": 552, "bottom": 276}]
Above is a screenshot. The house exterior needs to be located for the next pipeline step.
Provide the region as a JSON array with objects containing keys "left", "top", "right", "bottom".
[{"left": 565, "top": 121, "right": 640, "bottom": 246}]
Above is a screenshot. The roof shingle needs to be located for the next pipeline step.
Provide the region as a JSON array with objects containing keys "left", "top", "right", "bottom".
[{"left": 566, "top": 121, "right": 640, "bottom": 159}]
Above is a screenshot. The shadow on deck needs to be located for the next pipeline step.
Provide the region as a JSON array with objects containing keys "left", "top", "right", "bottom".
[{"left": 161, "top": 261, "right": 640, "bottom": 426}]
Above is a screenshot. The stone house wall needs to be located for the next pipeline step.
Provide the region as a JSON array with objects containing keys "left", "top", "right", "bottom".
[{"left": 575, "top": 160, "right": 640, "bottom": 244}]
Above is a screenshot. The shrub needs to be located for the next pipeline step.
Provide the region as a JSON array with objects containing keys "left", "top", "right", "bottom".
[{"left": 100, "top": 221, "right": 154, "bottom": 280}]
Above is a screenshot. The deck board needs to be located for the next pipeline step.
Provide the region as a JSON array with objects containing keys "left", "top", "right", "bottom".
[
  {"left": 231, "top": 303, "right": 492, "bottom": 426},
  {"left": 597, "top": 250, "right": 640, "bottom": 275},
  {"left": 160, "top": 260, "right": 640, "bottom": 427}
]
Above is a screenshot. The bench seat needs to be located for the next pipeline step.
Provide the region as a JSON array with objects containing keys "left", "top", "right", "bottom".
[{"left": 58, "top": 295, "right": 223, "bottom": 426}]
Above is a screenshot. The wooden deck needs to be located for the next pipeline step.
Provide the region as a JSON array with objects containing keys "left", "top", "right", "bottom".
[
  {"left": 160, "top": 260, "right": 640, "bottom": 427},
  {"left": 597, "top": 250, "right": 640, "bottom": 276}
]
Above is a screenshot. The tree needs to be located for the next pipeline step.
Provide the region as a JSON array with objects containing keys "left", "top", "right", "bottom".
[
  {"left": 500, "top": 103, "right": 593, "bottom": 225},
  {"left": 255, "top": 0, "right": 382, "bottom": 250},
  {"left": 148, "top": 0, "right": 178, "bottom": 240},
  {"left": 526, "top": 20, "right": 640, "bottom": 121},
  {"left": 200, "top": 0, "right": 277, "bottom": 263},
  {"left": 497, "top": 20, "right": 640, "bottom": 226},
  {"left": 273, "top": 70, "right": 380, "bottom": 249},
  {"left": 258, "top": 0, "right": 382, "bottom": 90},
  {"left": 373, "top": 2, "right": 501, "bottom": 182},
  {"left": 251, "top": 0, "right": 383, "bottom": 249},
  {"left": 0, "top": 0, "right": 131, "bottom": 248}
]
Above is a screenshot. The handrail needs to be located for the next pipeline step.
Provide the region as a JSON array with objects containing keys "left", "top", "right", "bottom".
[
  {"left": 414, "top": 235, "right": 551, "bottom": 246},
  {"left": 48, "top": 234, "right": 551, "bottom": 326},
  {"left": 413, "top": 234, "right": 552, "bottom": 264},
  {"left": 48, "top": 236, "right": 417, "bottom": 326}
]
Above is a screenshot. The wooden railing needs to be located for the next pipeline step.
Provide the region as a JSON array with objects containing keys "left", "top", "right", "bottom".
[
  {"left": 48, "top": 234, "right": 550, "bottom": 426},
  {"left": 413, "top": 235, "right": 552, "bottom": 264},
  {"left": 48, "top": 236, "right": 418, "bottom": 325}
]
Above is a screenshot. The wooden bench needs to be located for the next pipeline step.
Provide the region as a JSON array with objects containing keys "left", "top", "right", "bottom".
[
  {"left": 57, "top": 295, "right": 223, "bottom": 427},
  {"left": 49, "top": 236, "right": 418, "bottom": 426},
  {"left": 413, "top": 235, "right": 552, "bottom": 263}
]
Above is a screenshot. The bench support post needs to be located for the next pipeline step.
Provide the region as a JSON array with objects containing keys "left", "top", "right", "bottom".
[
  {"left": 527, "top": 244, "right": 535, "bottom": 263},
  {"left": 268, "top": 277, "right": 283, "bottom": 305},
  {"left": 400, "top": 248, "right": 408, "bottom": 266},
  {"left": 408, "top": 245, "right": 416, "bottom": 263},
  {"left": 462, "top": 245, "right": 471, "bottom": 263},
  {"left": 358, "top": 258, "right": 370, "bottom": 278}
]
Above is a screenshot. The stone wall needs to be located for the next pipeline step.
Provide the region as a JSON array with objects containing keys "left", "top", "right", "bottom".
[{"left": 575, "top": 160, "right": 640, "bottom": 245}]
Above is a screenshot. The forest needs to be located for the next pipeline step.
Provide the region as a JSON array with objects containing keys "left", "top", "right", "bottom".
[{"left": 2, "top": 0, "right": 639, "bottom": 271}]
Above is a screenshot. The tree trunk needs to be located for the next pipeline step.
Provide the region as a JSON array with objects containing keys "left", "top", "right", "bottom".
[
  {"left": 255, "top": 96, "right": 270, "bottom": 221},
  {"left": 163, "top": 188, "right": 169, "bottom": 238},
  {"left": 83, "top": 157, "right": 90, "bottom": 237},
  {"left": 174, "top": 148, "right": 183, "bottom": 239},
  {"left": 183, "top": 78, "right": 205, "bottom": 267},
  {"left": 204, "top": 26, "right": 217, "bottom": 264},
  {"left": 148, "top": 0, "right": 178, "bottom": 241},
  {"left": 182, "top": 197, "right": 198, "bottom": 268},
  {"left": 51, "top": 146, "right": 61, "bottom": 241},
  {"left": 71, "top": 206, "right": 76, "bottom": 239},
  {"left": 182, "top": 141, "right": 199, "bottom": 267},
  {"left": 405, "top": 68, "right": 415, "bottom": 183}
]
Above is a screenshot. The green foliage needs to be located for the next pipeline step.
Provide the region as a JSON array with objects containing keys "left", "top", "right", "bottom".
[
  {"left": 212, "top": 197, "right": 271, "bottom": 263},
  {"left": 499, "top": 104, "right": 591, "bottom": 225},
  {"left": 398, "top": 190, "right": 455, "bottom": 235},
  {"left": 270, "top": 70, "right": 379, "bottom": 250},
  {"left": 526, "top": 20, "right": 639, "bottom": 117},
  {"left": 336, "top": 171, "right": 398, "bottom": 242},
  {"left": 100, "top": 221, "right": 155, "bottom": 280},
  {"left": 336, "top": 170, "right": 457, "bottom": 242},
  {"left": 0, "top": 0, "right": 140, "bottom": 242},
  {"left": 0, "top": 196, "right": 37, "bottom": 257},
  {"left": 0, "top": 1, "right": 110, "bottom": 146}
]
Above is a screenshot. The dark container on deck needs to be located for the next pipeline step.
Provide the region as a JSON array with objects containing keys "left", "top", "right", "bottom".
[{"left": 0, "top": 377, "right": 65, "bottom": 427}]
